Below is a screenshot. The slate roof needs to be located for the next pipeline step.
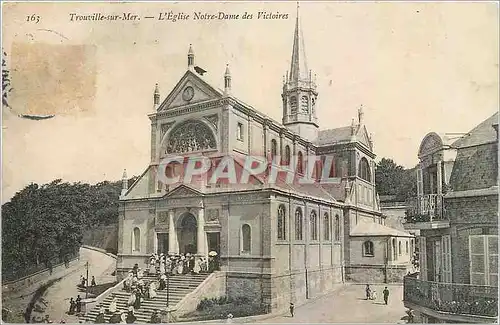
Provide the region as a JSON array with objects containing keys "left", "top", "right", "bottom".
[
  {"left": 452, "top": 112, "right": 498, "bottom": 148},
  {"left": 316, "top": 126, "right": 353, "bottom": 146},
  {"left": 448, "top": 112, "right": 499, "bottom": 192},
  {"left": 351, "top": 220, "right": 414, "bottom": 237}
]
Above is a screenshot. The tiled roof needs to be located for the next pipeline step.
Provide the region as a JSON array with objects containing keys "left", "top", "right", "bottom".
[{"left": 351, "top": 220, "right": 413, "bottom": 237}]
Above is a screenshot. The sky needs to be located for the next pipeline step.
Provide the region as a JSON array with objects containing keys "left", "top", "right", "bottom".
[{"left": 2, "top": 1, "right": 499, "bottom": 202}]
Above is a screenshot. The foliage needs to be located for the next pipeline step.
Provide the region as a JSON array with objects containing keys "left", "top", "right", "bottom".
[
  {"left": 1, "top": 177, "right": 136, "bottom": 281},
  {"left": 2, "top": 49, "right": 12, "bottom": 108},
  {"left": 184, "top": 296, "right": 264, "bottom": 321},
  {"left": 375, "top": 158, "right": 417, "bottom": 201}
]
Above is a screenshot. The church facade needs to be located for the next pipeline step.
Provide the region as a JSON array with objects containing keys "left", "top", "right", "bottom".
[{"left": 117, "top": 10, "right": 413, "bottom": 311}]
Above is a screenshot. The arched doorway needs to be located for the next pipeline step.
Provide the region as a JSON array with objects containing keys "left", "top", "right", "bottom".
[{"left": 178, "top": 213, "right": 197, "bottom": 254}]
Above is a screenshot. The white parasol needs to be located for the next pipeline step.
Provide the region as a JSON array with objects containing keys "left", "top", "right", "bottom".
[{"left": 209, "top": 251, "right": 218, "bottom": 257}]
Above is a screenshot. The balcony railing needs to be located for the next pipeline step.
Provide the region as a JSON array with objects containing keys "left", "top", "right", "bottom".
[
  {"left": 405, "top": 194, "right": 446, "bottom": 223},
  {"left": 403, "top": 276, "right": 498, "bottom": 318}
]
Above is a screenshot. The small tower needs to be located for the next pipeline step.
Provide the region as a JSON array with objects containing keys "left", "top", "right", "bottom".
[
  {"left": 188, "top": 44, "right": 195, "bottom": 70},
  {"left": 153, "top": 83, "right": 160, "bottom": 110},
  {"left": 121, "top": 169, "right": 128, "bottom": 196},
  {"left": 224, "top": 64, "right": 231, "bottom": 95}
]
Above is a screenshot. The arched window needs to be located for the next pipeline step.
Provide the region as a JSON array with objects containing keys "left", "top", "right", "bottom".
[
  {"left": 277, "top": 205, "right": 286, "bottom": 240},
  {"left": 165, "top": 120, "right": 217, "bottom": 154},
  {"left": 363, "top": 241, "right": 374, "bottom": 257},
  {"left": 133, "top": 227, "right": 140, "bottom": 252},
  {"left": 398, "top": 241, "right": 402, "bottom": 256},
  {"left": 310, "top": 211, "right": 318, "bottom": 240},
  {"left": 323, "top": 213, "right": 330, "bottom": 241},
  {"left": 301, "top": 96, "right": 308, "bottom": 113},
  {"left": 290, "top": 96, "right": 297, "bottom": 114},
  {"left": 392, "top": 238, "right": 397, "bottom": 260},
  {"left": 295, "top": 208, "right": 303, "bottom": 240},
  {"left": 334, "top": 215, "right": 340, "bottom": 241},
  {"left": 297, "top": 151, "right": 304, "bottom": 174},
  {"left": 241, "top": 224, "right": 251, "bottom": 253},
  {"left": 271, "top": 139, "right": 278, "bottom": 160},
  {"left": 358, "top": 157, "right": 371, "bottom": 182},
  {"left": 284, "top": 145, "right": 291, "bottom": 165}
]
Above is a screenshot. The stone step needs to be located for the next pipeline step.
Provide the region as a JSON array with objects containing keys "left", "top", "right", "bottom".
[{"left": 84, "top": 273, "right": 210, "bottom": 323}]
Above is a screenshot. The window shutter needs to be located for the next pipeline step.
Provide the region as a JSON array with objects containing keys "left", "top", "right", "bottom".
[
  {"left": 441, "top": 235, "right": 452, "bottom": 283},
  {"left": 488, "top": 236, "right": 498, "bottom": 287},
  {"left": 416, "top": 167, "right": 424, "bottom": 213},
  {"left": 469, "top": 235, "right": 486, "bottom": 285},
  {"left": 419, "top": 236, "right": 427, "bottom": 281}
]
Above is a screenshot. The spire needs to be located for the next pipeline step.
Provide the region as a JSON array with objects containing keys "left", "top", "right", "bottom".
[
  {"left": 153, "top": 83, "right": 160, "bottom": 109},
  {"left": 224, "top": 64, "right": 231, "bottom": 94},
  {"left": 121, "top": 169, "right": 128, "bottom": 196},
  {"left": 188, "top": 44, "right": 195, "bottom": 69},
  {"left": 289, "top": 1, "right": 309, "bottom": 83}
]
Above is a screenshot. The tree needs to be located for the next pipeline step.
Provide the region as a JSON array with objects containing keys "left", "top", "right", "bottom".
[
  {"left": 375, "top": 158, "right": 416, "bottom": 201},
  {"left": 2, "top": 49, "right": 12, "bottom": 108},
  {"left": 1, "top": 177, "right": 134, "bottom": 281}
]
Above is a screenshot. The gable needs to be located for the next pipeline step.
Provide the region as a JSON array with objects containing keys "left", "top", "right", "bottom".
[
  {"left": 357, "top": 125, "right": 372, "bottom": 150},
  {"left": 158, "top": 70, "right": 223, "bottom": 111},
  {"left": 165, "top": 184, "right": 203, "bottom": 198}
]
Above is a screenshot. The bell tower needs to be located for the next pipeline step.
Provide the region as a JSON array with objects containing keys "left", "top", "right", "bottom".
[{"left": 282, "top": 2, "right": 319, "bottom": 142}]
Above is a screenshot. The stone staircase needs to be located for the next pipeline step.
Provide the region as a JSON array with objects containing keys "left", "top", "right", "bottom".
[{"left": 84, "top": 273, "right": 209, "bottom": 323}]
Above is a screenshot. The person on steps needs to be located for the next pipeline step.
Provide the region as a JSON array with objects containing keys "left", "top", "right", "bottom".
[{"left": 94, "top": 308, "right": 105, "bottom": 324}]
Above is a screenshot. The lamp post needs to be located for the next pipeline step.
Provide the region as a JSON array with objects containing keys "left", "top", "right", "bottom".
[
  {"left": 85, "top": 261, "right": 89, "bottom": 299},
  {"left": 165, "top": 266, "right": 171, "bottom": 324},
  {"left": 384, "top": 239, "right": 389, "bottom": 284}
]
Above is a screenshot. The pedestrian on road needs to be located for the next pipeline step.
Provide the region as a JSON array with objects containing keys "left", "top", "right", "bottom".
[
  {"left": 365, "top": 284, "right": 371, "bottom": 300},
  {"left": 383, "top": 287, "right": 390, "bottom": 305},
  {"left": 76, "top": 296, "right": 82, "bottom": 313},
  {"left": 91, "top": 276, "right": 97, "bottom": 287},
  {"left": 68, "top": 298, "right": 75, "bottom": 315},
  {"left": 289, "top": 302, "right": 294, "bottom": 317}
]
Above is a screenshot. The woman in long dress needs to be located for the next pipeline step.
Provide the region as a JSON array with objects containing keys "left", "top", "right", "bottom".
[
  {"left": 109, "top": 297, "right": 118, "bottom": 314},
  {"left": 127, "top": 292, "right": 136, "bottom": 307},
  {"left": 149, "top": 259, "right": 156, "bottom": 275},
  {"left": 137, "top": 268, "right": 144, "bottom": 279},
  {"left": 149, "top": 281, "right": 157, "bottom": 299},
  {"left": 120, "top": 313, "right": 127, "bottom": 324},
  {"left": 178, "top": 258, "right": 184, "bottom": 274},
  {"left": 193, "top": 258, "right": 201, "bottom": 274},
  {"left": 159, "top": 262, "right": 165, "bottom": 275}
]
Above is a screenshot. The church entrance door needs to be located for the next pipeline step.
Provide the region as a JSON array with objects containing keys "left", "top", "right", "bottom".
[
  {"left": 178, "top": 213, "right": 197, "bottom": 254},
  {"left": 157, "top": 233, "right": 169, "bottom": 255},
  {"left": 207, "top": 232, "right": 220, "bottom": 254}
]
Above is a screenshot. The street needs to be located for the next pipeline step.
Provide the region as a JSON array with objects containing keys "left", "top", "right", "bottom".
[
  {"left": 256, "top": 284, "right": 407, "bottom": 323},
  {"left": 33, "top": 247, "right": 116, "bottom": 323}
]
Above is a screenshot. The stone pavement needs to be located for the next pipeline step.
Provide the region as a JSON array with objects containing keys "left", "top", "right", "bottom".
[
  {"left": 254, "top": 284, "right": 407, "bottom": 323},
  {"left": 32, "top": 247, "right": 116, "bottom": 323}
]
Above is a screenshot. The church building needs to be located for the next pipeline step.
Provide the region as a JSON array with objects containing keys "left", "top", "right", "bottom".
[{"left": 117, "top": 8, "right": 413, "bottom": 311}]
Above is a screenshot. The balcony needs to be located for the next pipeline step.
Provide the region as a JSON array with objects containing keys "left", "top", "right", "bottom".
[
  {"left": 404, "top": 194, "right": 449, "bottom": 229},
  {"left": 403, "top": 276, "right": 498, "bottom": 322}
]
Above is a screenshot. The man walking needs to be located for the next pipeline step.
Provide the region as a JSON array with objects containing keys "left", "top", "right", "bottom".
[
  {"left": 365, "top": 284, "right": 371, "bottom": 300},
  {"left": 289, "top": 302, "right": 295, "bottom": 317},
  {"left": 383, "top": 287, "right": 390, "bottom": 305}
]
